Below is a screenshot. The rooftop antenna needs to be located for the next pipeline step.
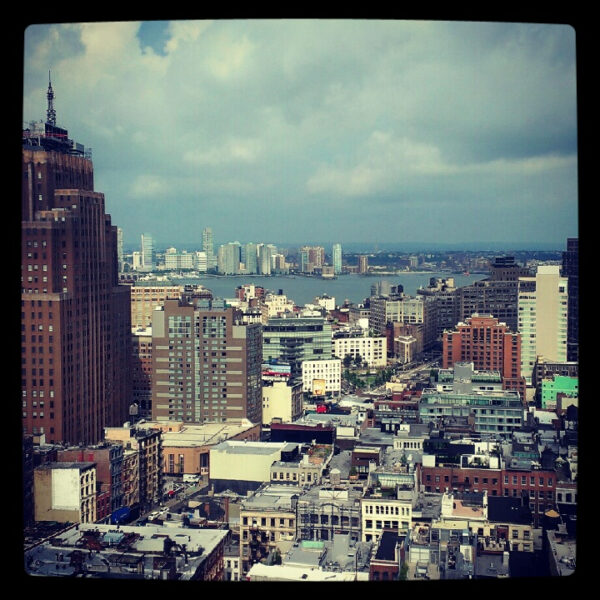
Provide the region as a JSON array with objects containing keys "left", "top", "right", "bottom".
[{"left": 46, "top": 70, "right": 56, "bottom": 126}]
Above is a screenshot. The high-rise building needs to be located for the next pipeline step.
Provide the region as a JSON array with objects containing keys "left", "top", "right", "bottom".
[
  {"left": 562, "top": 238, "right": 578, "bottom": 363},
  {"left": 299, "top": 245, "right": 324, "bottom": 273},
  {"left": 141, "top": 233, "right": 155, "bottom": 271},
  {"left": 245, "top": 242, "right": 258, "bottom": 274},
  {"left": 217, "top": 242, "right": 241, "bottom": 274},
  {"left": 518, "top": 265, "right": 569, "bottom": 384},
  {"left": 21, "top": 75, "right": 132, "bottom": 445},
  {"left": 332, "top": 243, "right": 342, "bottom": 275},
  {"left": 258, "top": 244, "right": 272, "bottom": 275},
  {"left": 358, "top": 255, "right": 368, "bottom": 274},
  {"left": 202, "top": 227, "right": 216, "bottom": 270},
  {"left": 117, "top": 227, "right": 124, "bottom": 272},
  {"left": 151, "top": 298, "right": 263, "bottom": 424}
]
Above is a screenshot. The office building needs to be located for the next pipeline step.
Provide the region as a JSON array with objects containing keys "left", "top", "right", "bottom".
[
  {"left": 518, "top": 265, "right": 568, "bottom": 384},
  {"left": 21, "top": 75, "right": 132, "bottom": 445},
  {"left": 263, "top": 316, "right": 333, "bottom": 377},
  {"left": 151, "top": 298, "right": 263, "bottom": 425}
]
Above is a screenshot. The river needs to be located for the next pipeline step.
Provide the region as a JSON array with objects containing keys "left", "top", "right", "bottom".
[{"left": 168, "top": 272, "right": 486, "bottom": 306}]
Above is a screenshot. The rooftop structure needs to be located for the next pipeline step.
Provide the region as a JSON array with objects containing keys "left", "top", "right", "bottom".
[{"left": 24, "top": 522, "right": 228, "bottom": 580}]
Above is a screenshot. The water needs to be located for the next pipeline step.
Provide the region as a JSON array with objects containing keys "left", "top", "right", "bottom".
[{"left": 170, "top": 272, "right": 486, "bottom": 306}]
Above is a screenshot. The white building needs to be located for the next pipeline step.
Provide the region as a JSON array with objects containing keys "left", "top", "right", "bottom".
[
  {"left": 302, "top": 358, "right": 342, "bottom": 397},
  {"left": 333, "top": 333, "right": 387, "bottom": 368},
  {"left": 263, "top": 292, "right": 296, "bottom": 318},
  {"left": 262, "top": 378, "right": 303, "bottom": 426},
  {"left": 518, "top": 265, "right": 569, "bottom": 384}
]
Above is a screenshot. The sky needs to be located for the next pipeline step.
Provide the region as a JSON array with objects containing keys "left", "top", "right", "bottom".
[{"left": 22, "top": 19, "right": 578, "bottom": 251}]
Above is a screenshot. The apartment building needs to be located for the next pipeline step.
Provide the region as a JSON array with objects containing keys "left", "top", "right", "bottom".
[
  {"left": 151, "top": 298, "right": 263, "bottom": 425},
  {"left": 333, "top": 331, "right": 387, "bottom": 367},
  {"left": 239, "top": 484, "right": 298, "bottom": 575},
  {"left": 442, "top": 314, "right": 526, "bottom": 399},
  {"left": 104, "top": 425, "right": 163, "bottom": 513},
  {"left": 302, "top": 358, "right": 342, "bottom": 397},
  {"left": 518, "top": 265, "right": 568, "bottom": 385}
]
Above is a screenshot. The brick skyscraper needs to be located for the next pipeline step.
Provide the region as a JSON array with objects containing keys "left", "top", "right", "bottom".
[{"left": 21, "top": 74, "right": 132, "bottom": 445}]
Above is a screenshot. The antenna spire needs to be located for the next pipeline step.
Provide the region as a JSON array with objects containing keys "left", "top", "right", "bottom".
[{"left": 46, "top": 70, "right": 56, "bottom": 126}]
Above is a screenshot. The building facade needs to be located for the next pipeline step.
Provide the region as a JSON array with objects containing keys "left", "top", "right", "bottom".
[
  {"left": 151, "top": 298, "right": 263, "bottom": 425},
  {"left": 263, "top": 317, "right": 333, "bottom": 377},
  {"left": 442, "top": 314, "right": 526, "bottom": 400},
  {"left": 21, "top": 78, "right": 132, "bottom": 445},
  {"left": 518, "top": 266, "right": 569, "bottom": 384}
]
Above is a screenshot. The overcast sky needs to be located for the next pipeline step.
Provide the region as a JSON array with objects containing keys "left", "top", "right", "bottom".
[{"left": 22, "top": 19, "right": 578, "bottom": 250}]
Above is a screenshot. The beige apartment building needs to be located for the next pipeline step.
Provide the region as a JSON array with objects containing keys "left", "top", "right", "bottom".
[
  {"left": 130, "top": 283, "right": 183, "bottom": 329},
  {"left": 518, "top": 265, "right": 569, "bottom": 384},
  {"left": 34, "top": 462, "right": 97, "bottom": 523}
]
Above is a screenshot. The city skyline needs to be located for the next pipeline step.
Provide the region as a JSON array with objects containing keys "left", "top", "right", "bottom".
[{"left": 23, "top": 20, "right": 578, "bottom": 248}]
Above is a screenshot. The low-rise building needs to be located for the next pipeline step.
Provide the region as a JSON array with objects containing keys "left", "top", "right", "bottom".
[
  {"left": 24, "top": 522, "right": 228, "bottom": 580},
  {"left": 33, "top": 461, "right": 97, "bottom": 524},
  {"left": 239, "top": 484, "right": 299, "bottom": 575},
  {"left": 296, "top": 484, "right": 363, "bottom": 541},
  {"left": 209, "top": 440, "right": 298, "bottom": 495},
  {"left": 302, "top": 358, "right": 342, "bottom": 398}
]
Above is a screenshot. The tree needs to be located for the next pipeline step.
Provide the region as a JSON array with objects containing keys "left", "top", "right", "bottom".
[
  {"left": 343, "top": 353, "right": 353, "bottom": 368},
  {"left": 353, "top": 353, "right": 363, "bottom": 368}
]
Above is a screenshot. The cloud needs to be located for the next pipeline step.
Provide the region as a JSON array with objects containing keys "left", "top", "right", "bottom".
[
  {"left": 183, "top": 137, "right": 263, "bottom": 166},
  {"left": 22, "top": 20, "right": 578, "bottom": 246}
]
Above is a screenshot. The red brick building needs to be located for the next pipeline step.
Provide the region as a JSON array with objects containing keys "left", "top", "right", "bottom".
[
  {"left": 442, "top": 314, "right": 526, "bottom": 399},
  {"left": 21, "top": 79, "right": 131, "bottom": 445}
]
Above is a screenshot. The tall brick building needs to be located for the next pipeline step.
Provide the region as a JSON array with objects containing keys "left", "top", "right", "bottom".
[
  {"left": 21, "top": 75, "right": 131, "bottom": 445},
  {"left": 442, "top": 314, "right": 526, "bottom": 400}
]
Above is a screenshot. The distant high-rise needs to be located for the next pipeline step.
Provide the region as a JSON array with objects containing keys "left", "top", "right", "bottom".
[
  {"left": 21, "top": 75, "right": 132, "bottom": 445},
  {"left": 332, "top": 243, "right": 342, "bottom": 275},
  {"left": 258, "top": 244, "right": 272, "bottom": 275},
  {"left": 218, "top": 242, "right": 241, "bottom": 274},
  {"left": 202, "top": 227, "right": 215, "bottom": 270},
  {"left": 141, "top": 232, "right": 155, "bottom": 271},
  {"left": 245, "top": 242, "right": 258, "bottom": 274},
  {"left": 117, "top": 227, "right": 124, "bottom": 272},
  {"left": 358, "top": 255, "right": 368, "bottom": 274}
]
